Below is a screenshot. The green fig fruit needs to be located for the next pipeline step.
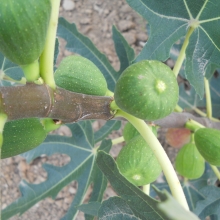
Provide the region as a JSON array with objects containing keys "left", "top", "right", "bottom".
[
  {"left": 1, "top": 118, "right": 47, "bottom": 159},
  {"left": 123, "top": 122, "right": 157, "bottom": 142},
  {"left": 114, "top": 60, "right": 179, "bottom": 121},
  {"left": 55, "top": 55, "right": 108, "bottom": 96},
  {"left": 0, "top": 0, "right": 51, "bottom": 65},
  {"left": 194, "top": 128, "right": 220, "bottom": 166},
  {"left": 123, "top": 122, "right": 139, "bottom": 142},
  {"left": 116, "top": 135, "right": 162, "bottom": 186},
  {"left": 175, "top": 143, "right": 205, "bottom": 179}
]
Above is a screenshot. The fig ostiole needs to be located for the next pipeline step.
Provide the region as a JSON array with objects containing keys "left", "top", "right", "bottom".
[
  {"left": 116, "top": 135, "right": 162, "bottom": 186},
  {"left": 55, "top": 55, "right": 108, "bottom": 96},
  {"left": 194, "top": 128, "right": 220, "bottom": 166},
  {"left": 114, "top": 60, "right": 179, "bottom": 121}
]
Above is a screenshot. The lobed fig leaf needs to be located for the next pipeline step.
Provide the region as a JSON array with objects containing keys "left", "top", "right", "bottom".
[
  {"left": 166, "top": 128, "right": 191, "bottom": 148},
  {"left": 116, "top": 135, "right": 162, "bottom": 186},
  {"left": 1, "top": 118, "right": 47, "bottom": 159},
  {"left": 0, "top": 0, "right": 51, "bottom": 65},
  {"left": 194, "top": 128, "right": 220, "bottom": 166},
  {"left": 114, "top": 60, "right": 179, "bottom": 121},
  {"left": 175, "top": 143, "right": 205, "bottom": 179},
  {"left": 55, "top": 55, "right": 108, "bottom": 96}
]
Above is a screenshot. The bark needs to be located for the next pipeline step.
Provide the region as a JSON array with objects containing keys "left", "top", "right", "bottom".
[
  {"left": 152, "top": 112, "right": 220, "bottom": 129},
  {"left": 0, "top": 83, "right": 114, "bottom": 123}
]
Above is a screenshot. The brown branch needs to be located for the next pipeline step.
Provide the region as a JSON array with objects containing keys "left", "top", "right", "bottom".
[
  {"left": 152, "top": 112, "right": 220, "bottom": 129},
  {"left": 0, "top": 83, "right": 113, "bottom": 123}
]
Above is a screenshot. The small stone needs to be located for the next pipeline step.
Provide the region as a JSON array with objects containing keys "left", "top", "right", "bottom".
[
  {"left": 122, "top": 31, "right": 137, "bottom": 45},
  {"left": 80, "top": 18, "right": 91, "bottom": 25},
  {"left": 64, "top": 196, "right": 72, "bottom": 204},
  {"left": 137, "top": 32, "right": 148, "bottom": 42},
  {"left": 121, "top": 4, "right": 131, "bottom": 13},
  {"left": 18, "top": 160, "right": 29, "bottom": 173},
  {"left": 85, "top": 9, "right": 93, "bottom": 14},
  {"left": 62, "top": 0, "right": 75, "bottom": 11},
  {"left": 68, "top": 187, "right": 76, "bottom": 194},
  {"left": 118, "top": 20, "right": 135, "bottom": 32}
]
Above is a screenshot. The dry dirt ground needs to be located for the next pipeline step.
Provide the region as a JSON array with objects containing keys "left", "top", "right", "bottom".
[{"left": 1, "top": 0, "right": 177, "bottom": 219}]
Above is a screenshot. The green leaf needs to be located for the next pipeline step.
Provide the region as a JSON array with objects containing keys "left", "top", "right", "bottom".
[
  {"left": 78, "top": 202, "right": 101, "bottom": 216},
  {"left": 112, "top": 25, "right": 135, "bottom": 74},
  {"left": 178, "top": 73, "right": 220, "bottom": 118},
  {"left": 96, "top": 151, "right": 168, "bottom": 220},
  {"left": 178, "top": 83, "right": 206, "bottom": 114},
  {"left": 57, "top": 18, "right": 118, "bottom": 92},
  {"left": 185, "top": 29, "right": 220, "bottom": 97},
  {"left": 0, "top": 51, "right": 24, "bottom": 85},
  {"left": 94, "top": 120, "right": 121, "bottom": 143},
  {"left": 2, "top": 122, "right": 112, "bottom": 220},
  {"left": 98, "top": 197, "right": 139, "bottom": 220},
  {"left": 194, "top": 186, "right": 220, "bottom": 219},
  {"left": 151, "top": 164, "right": 217, "bottom": 212},
  {"left": 127, "top": 0, "right": 220, "bottom": 98},
  {"left": 208, "top": 74, "right": 220, "bottom": 118},
  {"left": 155, "top": 188, "right": 200, "bottom": 220}
]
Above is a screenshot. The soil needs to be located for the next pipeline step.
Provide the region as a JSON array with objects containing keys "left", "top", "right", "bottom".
[{"left": 1, "top": 0, "right": 177, "bottom": 219}]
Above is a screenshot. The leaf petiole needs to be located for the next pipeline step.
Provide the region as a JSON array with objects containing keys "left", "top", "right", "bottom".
[
  {"left": 173, "top": 27, "right": 194, "bottom": 77},
  {"left": 204, "top": 77, "right": 212, "bottom": 119}
]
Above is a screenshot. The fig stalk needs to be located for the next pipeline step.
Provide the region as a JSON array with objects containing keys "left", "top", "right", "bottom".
[
  {"left": 143, "top": 184, "right": 150, "bottom": 195},
  {"left": 210, "top": 165, "right": 220, "bottom": 181},
  {"left": 115, "top": 109, "right": 189, "bottom": 210},
  {"left": 40, "top": 0, "right": 61, "bottom": 89},
  {"left": 111, "top": 136, "right": 125, "bottom": 145},
  {"left": 0, "top": 113, "right": 7, "bottom": 217}
]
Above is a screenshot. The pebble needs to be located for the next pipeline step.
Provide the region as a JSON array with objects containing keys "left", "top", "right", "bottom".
[
  {"left": 63, "top": 0, "right": 75, "bottom": 11},
  {"left": 69, "top": 187, "right": 76, "bottom": 194},
  {"left": 79, "top": 18, "right": 91, "bottom": 25},
  {"left": 64, "top": 196, "right": 72, "bottom": 204},
  {"left": 121, "top": 4, "right": 131, "bottom": 13},
  {"left": 118, "top": 20, "right": 135, "bottom": 32},
  {"left": 137, "top": 32, "right": 148, "bottom": 42},
  {"left": 122, "top": 31, "right": 137, "bottom": 45}
]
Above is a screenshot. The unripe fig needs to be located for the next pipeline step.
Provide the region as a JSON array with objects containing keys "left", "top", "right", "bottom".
[
  {"left": 123, "top": 122, "right": 139, "bottom": 142},
  {"left": 166, "top": 128, "right": 191, "bottom": 148},
  {"left": 1, "top": 118, "right": 47, "bottom": 159},
  {"left": 175, "top": 143, "right": 205, "bottom": 179},
  {"left": 114, "top": 60, "right": 179, "bottom": 120},
  {"left": 123, "top": 122, "right": 157, "bottom": 142},
  {"left": 116, "top": 135, "right": 162, "bottom": 186},
  {"left": 194, "top": 128, "right": 220, "bottom": 166},
  {"left": 0, "top": 0, "right": 51, "bottom": 65},
  {"left": 55, "top": 56, "right": 108, "bottom": 96}
]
